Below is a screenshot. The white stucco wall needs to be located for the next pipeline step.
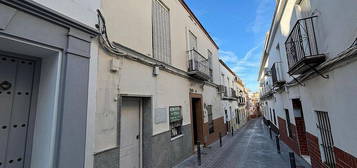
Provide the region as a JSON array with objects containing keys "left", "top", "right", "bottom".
[
  {"left": 33, "top": 0, "right": 101, "bottom": 166},
  {"left": 262, "top": 0, "right": 357, "bottom": 158},
  {"left": 96, "top": 0, "right": 221, "bottom": 153},
  {"left": 34, "top": 0, "right": 100, "bottom": 28}
]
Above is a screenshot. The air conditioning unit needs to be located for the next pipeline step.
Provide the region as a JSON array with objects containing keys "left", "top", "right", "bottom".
[{"left": 272, "top": 62, "right": 286, "bottom": 86}]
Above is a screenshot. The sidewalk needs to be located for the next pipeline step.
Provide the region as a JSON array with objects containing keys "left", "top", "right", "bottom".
[{"left": 174, "top": 118, "right": 311, "bottom": 168}]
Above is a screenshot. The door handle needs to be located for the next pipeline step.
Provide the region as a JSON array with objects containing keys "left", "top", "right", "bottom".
[{"left": 136, "top": 135, "right": 140, "bottom": 140}]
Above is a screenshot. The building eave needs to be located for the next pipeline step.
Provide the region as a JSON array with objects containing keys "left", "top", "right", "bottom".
[{"left": 0, "top": 0, "right": 98, "bottom": 36}]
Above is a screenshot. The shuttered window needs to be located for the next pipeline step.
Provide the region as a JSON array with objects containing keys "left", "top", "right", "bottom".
[{"left": 152, "top": 0, "right": 171, "bottom": 64}]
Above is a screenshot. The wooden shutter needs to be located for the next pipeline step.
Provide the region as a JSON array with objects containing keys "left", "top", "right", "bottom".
[{"left": 152, "top": 0, "right": 171, "bottom": 64}]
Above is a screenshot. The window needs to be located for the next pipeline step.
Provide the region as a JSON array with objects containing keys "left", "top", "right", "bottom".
[
  {"left": 208, "top": 50, "right": 213, "bottom": 81},
  {"left": 225, "top": 110, "right": 228, "bottom": 121},
  {"left": 273, "top": 109, "right": 277, "bottom": 125},
  {"left": 285, "top": 109, "right": 293, "bottom": 138},
  {"left": 316, "top": 111, "right": 336, "bottom": 167},
  {"left": 152, "top": 0, "right": 171, "bottom": 64},
  {"left": 169, "top": 106, "right": 183, "bottom": 138},
  {"left": 236, "top": 109, "right": 240, "bottom": 124},
  {"left": 270, "top": 108, "right": 273, "bottom": 121},
  {"left": 207, "top": 105, "right": 214, "bottom": 134}
]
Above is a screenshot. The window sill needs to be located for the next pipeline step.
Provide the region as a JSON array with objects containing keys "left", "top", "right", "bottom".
[{"left": 170, "top": 134, "right": 184, "bottom": 141}]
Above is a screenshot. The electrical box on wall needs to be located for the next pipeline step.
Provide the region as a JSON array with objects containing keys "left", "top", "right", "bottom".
[{"left": 110, "top": 58, "right": 120, "bottom": 72}]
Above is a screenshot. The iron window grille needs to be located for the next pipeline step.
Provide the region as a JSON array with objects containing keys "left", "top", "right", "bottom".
[
  {"left": 273, "top": 109, "right": 277, "bottom": 125},
  {"left": 316, "top": 111, "right": 336, "bottom": 168}
]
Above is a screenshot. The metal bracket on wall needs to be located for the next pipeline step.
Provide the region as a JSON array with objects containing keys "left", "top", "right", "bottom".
[
  {"left": 289, "top": 75, "right": 305, "bottom": 87},
  {"left": 350, "top": 38, "right": 357, "bottom": 48},
  {"left": 305, "top": 63, "right": 329, "bottom": 79}
]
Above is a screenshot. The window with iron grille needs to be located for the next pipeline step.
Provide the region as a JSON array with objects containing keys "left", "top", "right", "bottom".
[
  {"left": 285, "top": 109, "right": 294, "bottom": 138},
  {"left": 316, "top": 111, "right": 336, "bottom": 168},
  {"left": 273, "top": 109, "right": 277, "bottom": 125},
  {"left": 236, "top": 109, "right": 240, "bottom": 124},
  {"left": 152, "top": 0, "right": 171, "bottom": 64},
  {"left": 207, "top": 105, "right": 214, "bottom": 134}
]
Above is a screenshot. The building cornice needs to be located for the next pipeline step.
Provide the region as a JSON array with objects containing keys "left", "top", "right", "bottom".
[
  {"left": 258, "top": 0, "right": 288, "bottom": 81},
  {"left": 0, "top": 0, "right": 98, "bottom": 36},
  {"left": 219, "top": 59, "right": 237, "bottom": 77}
]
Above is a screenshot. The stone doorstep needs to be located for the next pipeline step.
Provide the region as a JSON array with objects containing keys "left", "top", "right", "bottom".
[{"left": 301, "top": 155, "right": 311, "bottom": 165}]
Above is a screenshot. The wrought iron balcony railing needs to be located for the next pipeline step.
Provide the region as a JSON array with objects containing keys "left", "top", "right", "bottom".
[
  {"left": 285, "top": 16, "right": 326, "bottom": 75},
  {"left": 187, "top": 49, "right": 210, "bottom": 80}
]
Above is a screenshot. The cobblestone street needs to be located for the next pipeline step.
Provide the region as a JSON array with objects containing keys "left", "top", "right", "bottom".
[{"left": 175, "top": 118, "right": 311, "bottom": 168}]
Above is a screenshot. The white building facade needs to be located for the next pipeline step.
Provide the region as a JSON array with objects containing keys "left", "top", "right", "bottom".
[
  {"left": 0, "top": 0, "right": 99, "bottom": 168},
  {"left": 94, "top": 0, "right": 226, "bottom": 167},
  {"left": 219, "top": 60, "right": 248, "bottom": 132},
  {"left": 259, "top": 0, "right": 357, "bottom": 168}
]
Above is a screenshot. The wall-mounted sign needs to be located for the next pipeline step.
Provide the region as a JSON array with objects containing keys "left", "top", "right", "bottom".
[{"left": 169, "top": 106, "right": 182, "bottom": 123}]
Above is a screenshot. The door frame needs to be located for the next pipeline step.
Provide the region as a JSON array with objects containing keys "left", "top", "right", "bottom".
[
  {"left": 0, "top": 51, "right": 42, "bottom": 168},
  {"left": 189, "top": 93, "right": 204, "bottom": 152},
  {"left": 119, "top": 95, "right": 151, "bottom": 168}
]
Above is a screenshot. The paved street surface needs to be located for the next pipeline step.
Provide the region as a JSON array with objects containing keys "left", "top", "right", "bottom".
[{"left": 175, "top": 118, "right": 311, "bottom": 168}]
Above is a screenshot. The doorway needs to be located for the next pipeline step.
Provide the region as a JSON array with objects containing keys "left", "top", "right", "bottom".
[
  {"left": 0, "top": 55, "right": 37, "bottom": 168},
  {"left": 120, "top": 97, "right": 142, "bottom": 168},
  {"left": 190, "top": 94, "right": 204, "bottom": 146},
  {"left": 292, "top": 99, "right": 309, "bottom": 156}
]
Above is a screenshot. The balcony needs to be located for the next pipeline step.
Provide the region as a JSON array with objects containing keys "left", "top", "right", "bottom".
[
  {"left": 285, "top": 16, "right": 326, "bottom": 75},
  {"left": 271, "top": 62, "right": 285, "bottom": 87},
  {"left": 188, "top": 49, "right": 210, "bottom": 80}
]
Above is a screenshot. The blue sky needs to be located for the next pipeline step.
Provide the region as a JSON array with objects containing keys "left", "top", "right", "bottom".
[{"left": 185, "top": 0, "right": 275, "bottom": 92}]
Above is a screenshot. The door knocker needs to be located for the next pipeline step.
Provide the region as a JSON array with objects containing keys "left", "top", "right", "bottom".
[{"left": 0, "top": 81, "right": 12, "bottom": 90}]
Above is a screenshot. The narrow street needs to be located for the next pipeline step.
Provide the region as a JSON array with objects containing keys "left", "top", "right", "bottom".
[{"left": 176, "top": 118, "right": 310, "bottom": 168}]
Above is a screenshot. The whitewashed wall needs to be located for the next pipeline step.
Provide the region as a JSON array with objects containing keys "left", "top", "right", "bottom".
[
  {"left": 262, "top": 0, "right": 357, "bottom": 157},
  {"left": 33, "top": 0, "right": 100, "bottom": 28},
  {"left": 96, "top": 0, "right": 220, "bottom": 153}
]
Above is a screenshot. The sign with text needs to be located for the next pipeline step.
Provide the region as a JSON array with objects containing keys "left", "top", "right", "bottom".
[{"left": 169, "top": 106, "right": 182, "bottom": 123}]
